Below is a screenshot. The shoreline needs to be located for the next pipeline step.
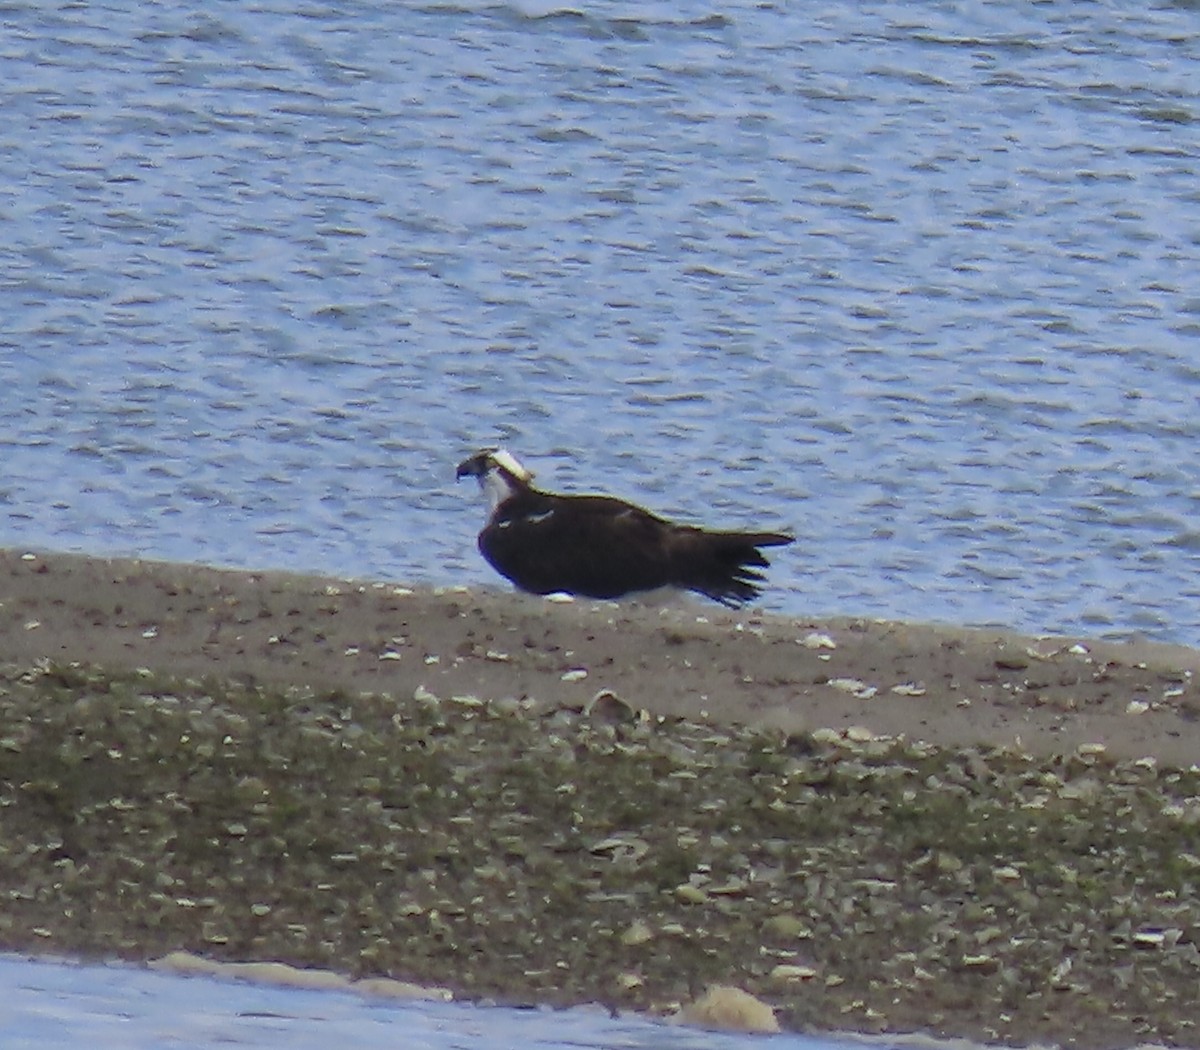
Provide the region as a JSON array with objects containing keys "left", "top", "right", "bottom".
[
  {"left": 3, "top": 547, "right": 1199, "bottom": 763},
  {"left": 2, "top": 548, "right": 1200, "bottom": 1047}
]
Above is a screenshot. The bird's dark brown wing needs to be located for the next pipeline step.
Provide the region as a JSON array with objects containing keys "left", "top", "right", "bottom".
[
  {"left": 480, "top": 493, "right": 680, "bottom": 599},
  {"left": 480, "top": 490, "right": 792, "bottom": 605}
]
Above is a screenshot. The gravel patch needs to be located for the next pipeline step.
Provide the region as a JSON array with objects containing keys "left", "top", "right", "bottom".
[{"left": 2, "top": 659, "right": 1199, "bottom": 1047}]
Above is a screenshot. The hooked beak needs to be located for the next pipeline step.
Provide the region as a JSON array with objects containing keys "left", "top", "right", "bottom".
[{"left": 455, "top": 452, "right": 490, "bottom": 481}]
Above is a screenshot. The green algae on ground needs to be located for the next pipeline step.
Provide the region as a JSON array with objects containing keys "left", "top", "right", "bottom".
[{"left": 1, "top": 660, "right": 1199, "bottom": 1048}]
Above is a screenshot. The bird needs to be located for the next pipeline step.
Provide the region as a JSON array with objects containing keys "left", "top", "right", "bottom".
[{"left": 455, "top": 448, "right": 793, "bottom": 607}]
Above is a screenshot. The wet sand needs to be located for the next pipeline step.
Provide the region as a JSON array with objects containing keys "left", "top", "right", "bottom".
[{"left": 2, "top": 548, "right": 1199, "bottom": 1047}]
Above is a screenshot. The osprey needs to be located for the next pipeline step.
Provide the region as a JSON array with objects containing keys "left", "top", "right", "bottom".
[{"left": 455, "top": 448, "right": 793, "bottom": 607}]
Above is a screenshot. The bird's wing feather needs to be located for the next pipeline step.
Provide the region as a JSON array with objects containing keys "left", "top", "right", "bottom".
[
  {"left": 480, "top": 491, "right": 793, "bottom": 604},
  {"left": 481, "top": 494, "right": 680, "bottom": 599}
]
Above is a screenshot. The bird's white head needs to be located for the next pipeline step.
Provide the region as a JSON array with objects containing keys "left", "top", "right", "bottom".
[{"left": 455, "top": 447, "right": 534, "bottom": 513}]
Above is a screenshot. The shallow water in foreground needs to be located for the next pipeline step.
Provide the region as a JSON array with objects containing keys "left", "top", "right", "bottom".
[{"left": 3, "top": 953, "right": 891, "bottom": 1050}]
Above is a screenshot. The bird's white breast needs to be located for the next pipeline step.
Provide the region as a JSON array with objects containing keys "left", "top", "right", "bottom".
[{"left": 482, "top": 470, "right": 518, "bottom": 515}]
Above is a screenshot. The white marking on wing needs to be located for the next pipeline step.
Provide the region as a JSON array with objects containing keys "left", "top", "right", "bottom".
[{"left": 524, "top": 510, "right": 554, "bottom": 525}]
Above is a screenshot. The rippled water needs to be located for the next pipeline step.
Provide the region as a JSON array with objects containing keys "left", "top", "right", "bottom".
[
  {"left": 1, "top": 953, "right": 883, "bottom": 1050},
  {"left": 3, "top": 0, "right": 1200, "bottom": 642}
]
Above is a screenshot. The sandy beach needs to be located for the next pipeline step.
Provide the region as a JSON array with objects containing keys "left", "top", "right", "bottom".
[{"left": 2, "top": 547, "right": 1199, "bottom": 1047}]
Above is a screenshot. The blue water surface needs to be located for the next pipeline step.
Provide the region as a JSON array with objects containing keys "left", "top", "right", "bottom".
[{"left": 0, "top": 953, "right": 895, "bottom": 1050}]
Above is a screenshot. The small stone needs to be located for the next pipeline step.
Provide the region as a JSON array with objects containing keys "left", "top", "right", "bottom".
[
  {"left": 763, "top": 914, "right": 813, "bottom": 939},
  {"left": 962, "top": 954, "right": 998, "bottom": 971},
  {"left": 935, "top": 852, "right": 964, "bottom": 873},
  {"left": 828, "top": 677, "right": 867, "bottom": 694},
  {"left": 621, "top": 920, "right": 653, "bottom": 946},
  {"left": 583, "top": 689, "right": 638, "bottom": 723},
  {"left": 769, "top": 964, "right": 818, "bottom": 982},
  {"left": 679, "top": 986, "right": 779, "bottom": 1034}
]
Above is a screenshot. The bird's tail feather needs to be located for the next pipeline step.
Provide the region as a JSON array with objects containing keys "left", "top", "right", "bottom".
[{"left": 683, "top": 530, "right": 793, "bottom": 607}]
